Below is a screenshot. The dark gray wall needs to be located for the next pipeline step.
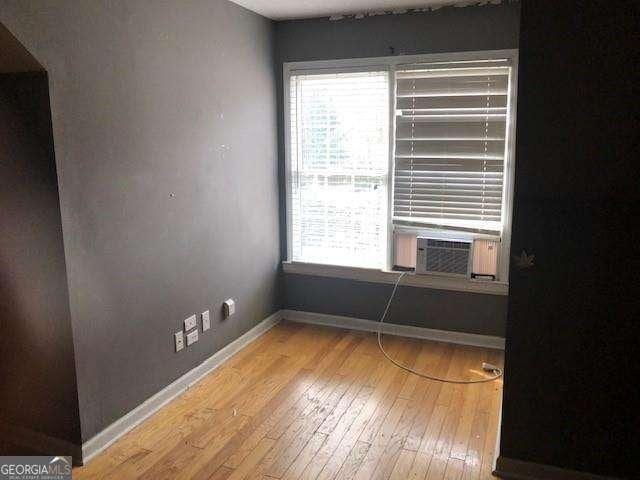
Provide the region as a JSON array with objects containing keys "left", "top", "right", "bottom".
[
  {"left": 1, "top": 0, "right": 279, "bottom": 442},
  {"left": 286, "top": 274, "right": 507, "bottom": 336},
  {"left": 0, "top": 22, "right": 42, "bottom": 73},
  {"left": 0, "top": 72, "right": 81, "bottom": 449},
  {"left": 275, "top": 3, "right": 520, "bottom": 336},
  {"left": 499, "top": 1, "right": 638, "bottom": 477}
]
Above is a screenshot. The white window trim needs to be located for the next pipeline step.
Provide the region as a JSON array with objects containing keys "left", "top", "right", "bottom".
[{"left": 283, "top": 49, "right": 518, "bottom": 294}]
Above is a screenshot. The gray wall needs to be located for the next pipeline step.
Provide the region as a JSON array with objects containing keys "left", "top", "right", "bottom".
[
  {"left": 275, "top": 3, "right": 520, "bottom": 336},
  {"left": 499, "top": 1, "right": 638, "bottom": 477},
  {"left": 1, "top": 0, "right": 279, "bottom": 443},
  {"left": 286, "top": 274, "right": 507, "bottom": 336},
  {"left": 0, "top": 72, "right": 81, "bottom": 450}
]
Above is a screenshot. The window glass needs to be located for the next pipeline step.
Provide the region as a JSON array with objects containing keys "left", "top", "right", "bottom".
[{"left": 289, "top": 71, "right": 389, "bottom": 268}]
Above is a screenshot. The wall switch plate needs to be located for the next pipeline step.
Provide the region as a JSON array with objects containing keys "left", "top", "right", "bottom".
[
  {"left": 184, "top": 314, "right": 197, "bottom": 332},
  {"left": 186, "top": 329, "right": 199, "bottom": 346},
  {"left": 201, "top": 310, "right": 210, "bottom": 331},
  {"left": 174, "top": 332, "right": 184, "bottom": 352},
  {"left": 223, "top": 299, "right": 235, "bottom": 318}
]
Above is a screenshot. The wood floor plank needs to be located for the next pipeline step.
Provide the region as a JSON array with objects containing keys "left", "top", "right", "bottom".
[
  {"left": 266, "top": 336, "right": 363, "bottom": 440},
  {"left": 334, "top": 441, "right": 371, "bottom": 480},
  {"left": 76, "top": 371, "right": 240, "bottom": 479},
  {"left": 443, "top": 458, "right": 465, "bottom": 480},
  {"left": 418, "top": 404, "right": 448, "bottom": 456},
  {"left": 187, "top": 333, "right": 352, "bottom": 480},
  {"left": 223, "top": 331, "right": 345, "bottom": 469},
  {"left": 227, "top": 437, "right": 275, "bottom": 480},
  {"left": 369, "top": 393, "right": 422, "bottom": 480},
  {"left": 71, "top": 324, "right": 504, "bottom": 480},
  {"left": 298, "top": 384, "right": 373, "bottom": 480},
  {"left": 73, "top": 445, "right": 152, "bottom": 480},
  {"left": 226, "top": 380, "right": 312, "bottom": 464},
  {"left": 135, "top": 355, "right": 296, "bottom": 480},
  {"left": 404, "top": 344, "right": 454, "bottom": 452},
  {"left": 426, "top": 347, "right": 478, "bottom": 480},
  {"left": 222, "top": 367, "right": 318, "bottom": 469},
  {"left": 407, "top": 451, "right": 434, "bottom": 480},
  {"left": 317, "top": 337, "right": 434, "bottom": 480},
  {"left": 397, "top": 338, "right": 430, "bottom": 400},
  {"left": 389, "top": 449, "right": 417, "bottom": 480},
  {"left": 461, "top": 410, "right": 489, "bottom": 480},
  {"left": 450, "top": 391, "right": 482, "bottom": 462},
  {"left": 359, "top": 339, "right": 421, "bottom": 444},
  {"left": 210, "top": 466, "right": 234, "bottom": 480},
  {"left": 90, "top": 407, "right": 218, "bottom": 480},
  {"left": 282, "top": 431, "right": 327, "bottom": 480},
  {"left": 189, "top": 412, "right": 251, "bottom": 450},
  {"left": 263, "top": 373, "right": 353, "bottom": 478},
  {"left": 243, "top": 338, "right": 365, "bottom": 479},
  {"left": 137, "top": 337, "right": 338, "bottom": 480},
  {"left": 352, "top": 397, "right": 409, "bottom": 480},
  {"left": 315, "top": 361, "right": 405, "bottom": 480},
  {"left": 319, "top": 353, "right": 375, "bottom": 435},
  {"left": 139, "top": 413, "right": 250, "bottom": 480}
]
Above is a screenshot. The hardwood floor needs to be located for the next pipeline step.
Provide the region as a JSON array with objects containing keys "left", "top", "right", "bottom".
[{"left": 74, "top": 321, "right": 504, "bottom": 480}]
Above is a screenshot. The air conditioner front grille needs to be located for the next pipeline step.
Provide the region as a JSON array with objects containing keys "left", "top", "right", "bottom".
[
  {"left": 416, "top": 237, "right": 471, "bottom": 276},
  {"left": 426, "top": 239, "right": 472, "bottom": 251},
  {"left": 426, "top": 246, "right": 470, "bottom": 275}
]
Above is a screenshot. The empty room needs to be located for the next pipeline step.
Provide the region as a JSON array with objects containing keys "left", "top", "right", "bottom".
[{"left": 0, "top": 1, "right": 636, "bottom": 479}]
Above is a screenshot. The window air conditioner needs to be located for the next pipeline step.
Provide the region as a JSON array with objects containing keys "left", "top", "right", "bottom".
[{"left": 416, "top": 237, "right": 472, "bottom": 277}]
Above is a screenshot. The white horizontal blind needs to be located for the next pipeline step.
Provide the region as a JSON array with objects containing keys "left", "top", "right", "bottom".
[
  {"left": 289, "top": 71, "right": 389, "bottom": 268},
  {"left": 393, "top": 60, "right": 512, "bottom": 233}
]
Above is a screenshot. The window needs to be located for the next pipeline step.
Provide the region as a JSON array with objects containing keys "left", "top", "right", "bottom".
[
  {"left": 393, "top": 60, "right": 510, "bottom": 233},
  {"left": 288, "top": 71, "right": 389, "bottom": 268},
  {"left": 285, "top": 51, "right": 517, "bottom": 283}
]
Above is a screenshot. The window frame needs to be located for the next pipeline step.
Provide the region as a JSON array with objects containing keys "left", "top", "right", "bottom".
[{"left": 283, "top": 49, "right": 518, "bottom": 292}]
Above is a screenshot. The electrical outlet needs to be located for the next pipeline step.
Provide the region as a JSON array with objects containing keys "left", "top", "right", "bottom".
[
  {"left": 223, "top": 299, "right": 235, "bottom": 318},
  {"left": 184, "top": 314, "right": 197, "bottom": 332},
  {"left": 174, "top": 332, "right": 184, "bottom": 352},
  {"left": 201, "top": 310, "right": 210, "bottom": 331},
  {"left": 186, "top": 329, "right": 199, "bottom": 346}
]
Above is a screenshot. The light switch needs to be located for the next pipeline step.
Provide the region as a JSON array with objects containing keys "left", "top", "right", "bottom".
[{"left": 202, "top": 310, "right": 210, "bottom": 332}]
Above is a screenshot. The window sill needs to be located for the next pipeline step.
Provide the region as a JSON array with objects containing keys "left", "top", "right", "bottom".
[{"left": 282, "top": 261, "right": 508, "bottom": 296}]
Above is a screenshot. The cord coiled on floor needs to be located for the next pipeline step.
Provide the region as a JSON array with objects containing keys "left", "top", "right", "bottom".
[{"left": 377, "top": 272, "right": 503, "bottom": 384}]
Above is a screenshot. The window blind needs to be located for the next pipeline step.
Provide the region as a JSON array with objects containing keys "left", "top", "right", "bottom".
[
  {"left": 393, "top": 60, "right": 512, "bottom": 233},
  {"left": 289, "top": 71, "right": 389, "bottom": 268}
]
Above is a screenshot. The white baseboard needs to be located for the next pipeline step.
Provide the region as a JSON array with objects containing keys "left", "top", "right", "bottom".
[
  {"left": 494, "top": 457, "right": 619, "bottom": 480},
  {"left": 493, "top": 392, "right": 504, "bottom": 473},
  {"left": 282, "top": 309, "right": 505, "bottom": 350},
  {"left": 81, "top": 310, "right": 282, "bottom": 464}
]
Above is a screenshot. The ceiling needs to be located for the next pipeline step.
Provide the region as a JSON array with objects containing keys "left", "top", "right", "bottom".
[{"left": 229, "top": 0, "right": 475, "bottom": 21}]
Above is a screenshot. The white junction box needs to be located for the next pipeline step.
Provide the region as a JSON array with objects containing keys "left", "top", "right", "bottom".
[
  {"left": 186, "top": 329, "right": 199, "bottom": 346},
  {"left": 223, "top": 299, "right": 235, "bottom": 318},
  {"left": 184, "top": 314, "right": 197, "bottom": 332},
  {"left": 174, "top": 331, "right": 184, "bottom": 352},
  {"left": 201, "top": 310, "right": 211, "bottom": 331}
]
